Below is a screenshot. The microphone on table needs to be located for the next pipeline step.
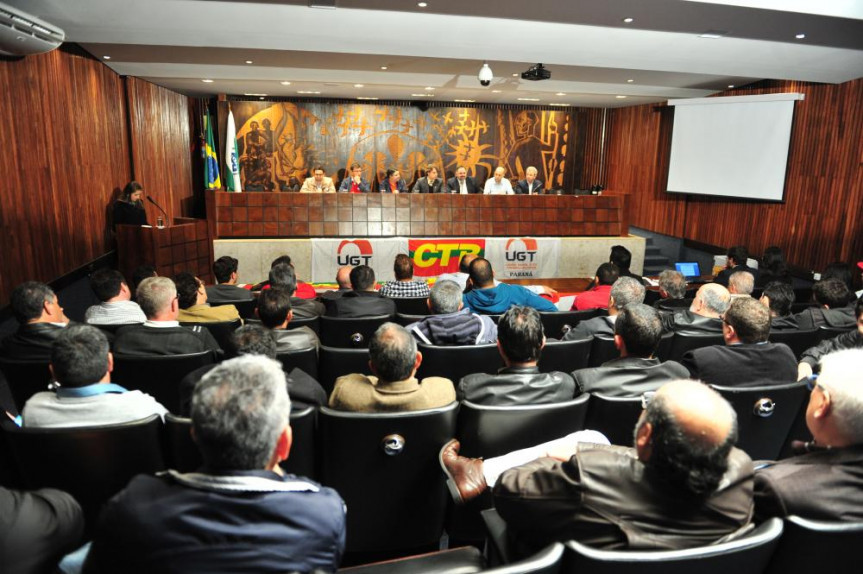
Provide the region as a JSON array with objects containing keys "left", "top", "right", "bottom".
[{"left": 146, "top": 196, "right": 170, "bottom": 225}]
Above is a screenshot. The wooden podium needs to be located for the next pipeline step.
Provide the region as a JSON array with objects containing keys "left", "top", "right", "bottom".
[{"left": 116, "top": 217, "right": 214, "bottom": 285}]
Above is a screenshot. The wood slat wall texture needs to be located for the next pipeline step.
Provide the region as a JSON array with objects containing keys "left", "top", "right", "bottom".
[{"left": 604, "top": 79, "right": 863, "bottom": 272}]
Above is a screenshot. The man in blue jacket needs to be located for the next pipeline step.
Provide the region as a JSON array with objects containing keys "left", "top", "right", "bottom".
[{"left": 463, "top": 257, "right": 556, "bottom": 314}]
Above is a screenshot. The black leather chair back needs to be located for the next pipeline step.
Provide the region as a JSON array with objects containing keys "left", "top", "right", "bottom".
[
  {"left": 817, "top": 325, "right": 854, "bottom": 342},
  {"left": 393, "top": 312, "right": 426, "bottom": 327},
  {"left": 483, "top": 542, "right": 565, "bottom": 574},
  {"left": 112, "top": 351, "right": 215, "bottom": 414},
  {"left": 319, "top": 315, "right": 392, "bottom": 348},
  {"left": 2, "top": 414, "right": 166, "bottom": 528},
  {"left": 92, "top": 322, "right": 139, "bottom": 335},
  {"left": 337, "top": 546, "right": 485, "bottom": 573},
  {"left": 539, "top": 337, "right": 592, "bottom": 373},
  {"left": 540, "top": 309, "right": 602, "bottom": 339},
  {"left": 416, "top": 343, "right": 504, "bottom": 383},
  {"left": 561, "top": 518, "right": 783, "bottom": 574},
  {"left": 663, "top": 332, "right": 725, "bottom": 363},
  {"left": 289, "top": 315, "right": 320, "bottom": 334},
  {"left": 276, "top": 347, "right": 318, "bottom": 379},
  {"left": 583, "top": 393, "right": 643, "bottom": 447},
  {"left": 765, "top": 516, "right": 863, "bottom": 574},
  {"left": 587, "top": 335, "right": 618, "bottom": 367},
  {"left": 283, "top": 405, "right": 317, "bottom": 479},
  {"left": 0, "top": 358, "right": 52, "bottom": 412},
  {"left": 654, "top": 331, "right": 674, "bottom": 362},
  {"left": 712, "top": 381, "right": 809, "bottom": 460},
  {"left": 391, "top": 297, "right": 430, "bottom": 316},
  {"left": 318, "top": 346, "right": 371, "bottom": 396},
  {"left": 210, "top": 299, "right": 257, "bottom": 319},
  {"left": 180, "top": 319, "right": 242, "bottom": 352},
  {"left": 768, "top": 329, "right": 819, "bottom": 359},
  {"left": 318, "top": 403, "right": 458, "bottom": 554}
]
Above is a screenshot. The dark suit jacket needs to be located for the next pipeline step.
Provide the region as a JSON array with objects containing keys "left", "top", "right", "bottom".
[
  {"left": 793, "top": 305, "right": 855, "bottom": 330},
  {"left": 457, "top": 366, "right": 575, "bottom": 405},
  {"left": 681, "top": 342, "right": 797, "bottom": 387},
  {"left": 411, "top": 178, "right": 444, "bottom": 194},
  {"left": 572, "top": 356, "right": 690, "bottom": 397},
  {"left": 205, "top": 284, "right": 253, "bottom": 304},
  {"left": 665, "top": 309, "right": 724, "bottom": 334},
  {"left": 446, "top": 176, "right": 480, "bottom": 194},
  {"left": 563, "top": 315, "right": 616, "bottom": 340},
  {"left": 0, "top": 323, "right": 66, "bottom": 361},
  {"left": 754, "top": 446, "right": 863, "bottom": 522},
  {"left": 514, "top": 179, "right": 545, "bottom": 195},
  {"left": 325, "top": 291, "right": 396, "bottom": 318}
]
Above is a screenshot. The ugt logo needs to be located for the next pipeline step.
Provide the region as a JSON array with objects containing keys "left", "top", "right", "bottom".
[
  {"left": 505, "top": 238, "right": 539, "bottom": 262},
  {"left": 337, "top": 240, "right": 374, "bottom": 266}
]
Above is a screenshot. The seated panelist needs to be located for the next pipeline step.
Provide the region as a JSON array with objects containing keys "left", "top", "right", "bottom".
[
  {"left": 483, "top": 166, "right": 514, "bottom": 195},
  {"left": 379, "top": 168, "right": 407, "bottom": 194},
  {"left": 514, "top": 166, "right": 544, "bottom": 195},
  {"left": 411, "top": 165, "right": 444, "bottom": 194},
  {"left": 338, "top": 162, "right": 371, "bottom": 193},
  {"left": 299, "top": 166, "right": 336, "bottom": 193},
  {"left": 446, "top": 166, "right": 481, "bottom": 194}
]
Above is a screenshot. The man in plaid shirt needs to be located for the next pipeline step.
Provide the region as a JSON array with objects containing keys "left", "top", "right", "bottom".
[{"left": 380, "top": 254, "right": 430, "bottom": 299}]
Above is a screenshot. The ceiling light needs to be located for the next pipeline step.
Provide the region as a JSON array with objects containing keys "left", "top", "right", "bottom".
[
  {"left": 357, "top": 97, "right": 379, "bottom": 100},
  {"left": 627, "top": 79, "right": 634, "bottom": 83},
  {"left": 411, "top": 93, "right": 434, "bottom": 97},
  {"left": 380, "top": 66, "right": 388, "bottom": 70},
  {"left": 549, "top": 103, "right": 569, "bottom": 107},
  {"left": 354, "top": 84, "right": 364, "bottom": 88},
  {"left": 417, "top": 1, "right": 428, "bottom": 6},
  {"left": 201, "top": 79, "right": 214, "bottom": 83},
  {"left": 512, "top": 73, "right": 519, "bottom": 77},
  {"left": 699, "top": 30, "right": 728, "bottom": 39},
  {"left": 555, "top": 92, "right": 566, "bottom": 96},
  {"left": 259, "top": 97, "right": 265, "bottom": 100},
  {"left": 454, "top": 99, "right": 475, "bottom": 103},
  {"left": 517, "top": 97, "right": 540, "bottom": 102},
  {"left": 280, "top": 81, "right": 291, "bottom": 85},
  {"left": 244, "top": 93, "right": 268, "bottom": 97},
  {"left": 622, "top": 17, "right": 634, "bottom": 23},
  {"left": 491, "top": 89, "right": 502, "bottom": 93},
  {"left": 297, "top": 90, "right": 321, "bottom": 94},
  {"left": 728, "top": 84, "right": 735, "bottom": 88},
  {"left": 424, "top": 86, "right": 434, "bottom": 90},
  {"left": 245, "top": 60, "right": 253, "bottom": 64},
  {"left": 615, "top": 95, "right": 627, "bottom": 99},
  {"left": 102, "top": 55, "right": 111, "bottom": 60},
  {"left": 478, "top": 62, "right": 493, "bottom": 86},
  {"left": 796, "top": 33, "right": 806, "bottom": 39}
]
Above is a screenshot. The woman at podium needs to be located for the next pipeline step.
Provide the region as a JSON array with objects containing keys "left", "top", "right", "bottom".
[{"left": 113, "top": 181, "right": 149, "bottom": 226}]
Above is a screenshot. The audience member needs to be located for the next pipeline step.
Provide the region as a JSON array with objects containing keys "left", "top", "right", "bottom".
[
  {"left": 379, "top": 254, "right": 430, "bottom": 298},
  {"left": 83, "top": 355, "right": 346, "bottom": 573},
  {"left": 112, "top": 277, "right": 221, "bottom": 356},
  {"left": 574, "top": 263, "right": 619, "bottom": 310},
  {"left": 130, "top": 264, "right": 157, "bottom": 297},
  {"left": 585, "top": 245, "right": 644, "bottom": 291},
  {"left": 563, "top": 277, "right": 645, "bottom": 340},
  {"left": 22, "top": 325, "right": 167, "bottom": 428},
  {"left": 822, "top": 262, "right": 855, "bottom": 297},
  {"left": 665, "top": 283, "right": 730, "bottom": 334},
  {"left": 728, "top": 270, "right": 755, "bottom": 297},
  {"left": 407, "top": 280, "right": 497, "bottom": 345},
  {"left": 760, "top": 281, "right": 798, "bottom": 331},
  {"left": 654, "top": 269, "right": 689, "bottom": 311},
  {"left": 514, "top": 166, "right": 544, "bottom": 195},
  {"left": 572, "top": 304, "right": 688, "bottom": 396},
  {"left": 437, "top": 253, "right": 489, "bottom": 292},
  {"left": 84, "top": 269, "right": 146, "bottom": 325},
  {"left": 252, "top": 255, "right": 317, "bottom": 299},
  {"left": 320, "top": 264, "right": 353, "bottom": 310},
  {"left": 794, "top": 278, "right": 856, "bottom": 330},
  {"left": 0, "top": 485, "right": 84, "bottom": 574},
  {"left": 714, "top": 245, "right": 758, "bottom": 287},
  {"left": 755, "top": 349, "right": 863, "bottom": 522},
  {"left": 326, "top": 265, "right": 397, "bottom": 318},
  {"left": 755, "top": 246, "right": 792, "bottom": 287},
  {"left": 0, "top": 281, "right": 69, "bottom": 361},
  {"left": 681, "top": 297, "right": 797, "bottom": 386},
  {"left": 256, "top": 287, "right": 320, "bottom": 353},
  {"left": 269, "top": 263, "right": 325, "bottom": 319},
  {"left": 440, "top": 379, "right": 752, "bottom": 553},
  {"left": 458, "top": 306, "right": 575, "bottom": 405},
  {"left": 462, "top": 258, "right": 556, "bottom": 314},
  {"left": 328, "top": 323, "right": 455, "bottom": 412},
  {"left": 206, "top": 256, "right": 253, "bottom": 303},
  {"left": 797, "top": 296, "right": 863, "bottom": 379},
  {"left": 175, "top": 272, "right": 241, "bottom": 323}
]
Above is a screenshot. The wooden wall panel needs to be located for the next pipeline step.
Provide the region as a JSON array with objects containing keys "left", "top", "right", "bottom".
[
  {"left": 574, "top": 108, "right": 606, "bottom": 190},
  {"left": 126, "top": 77, "right": 195, "bottom": 224},
  {"left": 0, "top": 45, "right": 130, "bottom": 305},
  {"left": 603, "top": 78, "right": 863, "bottom": 272}
]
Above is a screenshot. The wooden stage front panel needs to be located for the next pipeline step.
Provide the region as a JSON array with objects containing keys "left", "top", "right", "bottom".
[{"left": 208, "top": 192, "right": 626, "bottom": 238}]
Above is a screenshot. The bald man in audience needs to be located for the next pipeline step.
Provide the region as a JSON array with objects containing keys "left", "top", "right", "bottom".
[
  {"left": 755, "top": 349, "right": 863, "bottom": 521},
  {"left": 563, "top": 277, "right": 645, "bottom": 340},
  {"left": 440, "top": 379, "right": 752, "bottom": 553},
  {"left": 681, "top": 297, "right": 797, "bottom": 387},
  {"left": 665, "top": 283, "right": 731, "bottom": 334}
]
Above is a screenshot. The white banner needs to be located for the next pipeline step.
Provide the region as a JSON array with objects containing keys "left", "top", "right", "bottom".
[
  {"left": 311, "top": 238, "right": 407, "bottom": 283},
  {"left": 485, "top": 237, "right": 560, "bottom": 279}
]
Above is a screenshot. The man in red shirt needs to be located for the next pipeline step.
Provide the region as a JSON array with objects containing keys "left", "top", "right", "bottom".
[{"left": 574, "top": 263, "right": 619, "bottom": 311}]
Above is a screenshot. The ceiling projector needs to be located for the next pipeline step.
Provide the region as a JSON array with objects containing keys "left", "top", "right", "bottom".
[{"left": 521, "top": 63, "right": 551, "bottom": 81}]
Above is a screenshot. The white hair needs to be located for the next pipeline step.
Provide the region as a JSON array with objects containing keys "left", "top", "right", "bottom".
[{"left": 819, "top": 349, "right": 863, "bottom": 444}]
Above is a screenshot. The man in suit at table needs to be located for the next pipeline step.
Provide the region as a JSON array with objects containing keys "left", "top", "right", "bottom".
[
  {"left": 446, "top": 166, "right": 481, "bottom": 194},
  {"left": 514, "top": 166, "right": 544, "bottom": 195},
  {"left": 411, "top": 165, "right": 444, "bottom": 194}
]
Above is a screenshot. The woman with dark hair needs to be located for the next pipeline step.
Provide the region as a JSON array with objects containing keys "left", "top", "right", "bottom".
[
  {"left": 113, "top": 181, "right": 149, "bottom": 226},
  {"left": 755, "top": 245, "right": 791, "bottom": 287},
  {"left": 379, "top": 168, "right": 406, "bottom": 194}
]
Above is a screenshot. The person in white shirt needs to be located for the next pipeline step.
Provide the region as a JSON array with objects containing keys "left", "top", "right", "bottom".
[
  {"left": 483, "top": 166, "right": 514, "bottom": 195},
  {"left": 299, "top": 166, "right": 336, "bottom": 193},
  {"left": 85, "top": 269, "right": 146, "bottom": 326}
]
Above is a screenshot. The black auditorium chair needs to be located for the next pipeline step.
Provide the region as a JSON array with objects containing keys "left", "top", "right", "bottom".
[
  {"left": 587, "top": 335, "right": 618, "bottom": 368},
  {"left": 764, "top": 516, "right": 863, "bottom": 574},
  {"left": 276, "top": 347, "right": 318, "bottom": 379},
  {"left": 318, "top": 346, "right": 371, "bottom": 396},
  {"left": 539, "top": 309, "right": 602, "bottom": 340},
  {"left": 318, "top": 403, "right": 458, "bottom": 558},
  {"left": 661, "top": 332, "right": 725, "bottom": 363},
  {"left": 336, "top": 546, "right": 485, "bottom": 573},
  {"left": 583, "top": 393, "right": 643, "bottom": 447},
  {"left": 91, "top": 322, "right": 139, "bottom": 336},
  {"left": 112, "top": 351, "right": 215, "bottom": 414},
  {"left": 768, "top": 329, "right": 819, "bottom": 359},
  {"left": 319, "top": 315, "right": 392, "bottom": 348},
  {"left": 482, "top": 509, "right": 566, "bottom": 570},
  {"left": 393, "top": 312, "right": 426, "bottom": 327},
  {"left": 656, "top": 298, "right": 692, "bottom": 313},
  {"left": 391, "top": 297, "right": 430, "bottom": 316},
  {"left": 712, "top": 381, "right": 809, "bottom": 461},
  {"left": 817, "top": 324, "right": 854, "bottom": 343},
  {"left": 289, "top": 315, "right": 320, "bottom": 334},
  {"left": 0, "top": 357, "right": 53, "bottom": 411},
  {"left": 483, "top": 542, "right": 565, "bottom": 574},
  {"left": 560, "top": 518, "right": 783, "bottom": 574},
  {"left": 654, "top": 331, "right": 674, "bottom": 362},
  {"left": 163, "top": 406, "right": 317, "bottom": 479},
  {"left": 415, "top": 343, "right": 504, "bottom": 383},
  {"left": 2, "top": 414, "right": 166, "bottom": 528},
  {"left": 210, "top": 299, "right": 257, "bottom": 320},
  {"left": 180, "top": 319, "right": 242, "bottom": 352},
  {"left": 538, "top": 337, "right": 592, "bottom": 373}
]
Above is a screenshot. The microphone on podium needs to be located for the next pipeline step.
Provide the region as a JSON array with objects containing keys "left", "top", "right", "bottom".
[{"left": 146, "top": 196, "right": 170, "bottom": 228}]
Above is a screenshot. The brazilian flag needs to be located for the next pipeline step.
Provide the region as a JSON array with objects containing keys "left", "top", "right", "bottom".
[{"left": 204, "top": 109, "right": 221, "bottom": 189}]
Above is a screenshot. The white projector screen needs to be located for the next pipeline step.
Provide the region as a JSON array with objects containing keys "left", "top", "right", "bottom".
[{"left": 666, "top": 93, "right": 803, "bottom": 202}]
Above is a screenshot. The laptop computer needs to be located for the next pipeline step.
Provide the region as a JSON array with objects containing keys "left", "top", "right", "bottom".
[{"left": 675, "top": 261, "right": 702, "bottom": 279}]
